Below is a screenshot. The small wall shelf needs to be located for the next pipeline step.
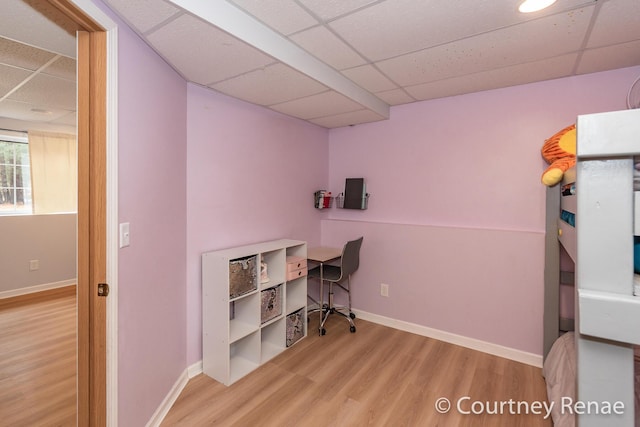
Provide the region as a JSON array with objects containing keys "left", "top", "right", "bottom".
[
  {"left": 336, "top": 192, "right": 369, "bottom": 210},
  {"left": 314, "top": 190, "right": 333, "bottom": 209}
]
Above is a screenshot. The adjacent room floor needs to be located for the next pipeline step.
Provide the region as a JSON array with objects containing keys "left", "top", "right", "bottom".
[{"left": 0, "top": 287, "right": 77, "bottom": 426}]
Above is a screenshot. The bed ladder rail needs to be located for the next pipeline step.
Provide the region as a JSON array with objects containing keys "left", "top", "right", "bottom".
[
  {"left": 575, "top": 109, "right": 640, "bottom": 427},
  {"left": 579, "top": 289, "right": 640, "bottom": 345}
]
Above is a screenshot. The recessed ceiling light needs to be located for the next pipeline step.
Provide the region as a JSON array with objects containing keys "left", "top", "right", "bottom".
[{"left": 518, "top": 0, "right": 557, "bottom": 13}]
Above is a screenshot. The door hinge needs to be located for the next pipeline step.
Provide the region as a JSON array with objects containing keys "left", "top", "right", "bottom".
[{"left": 98, "top": 283, "right": 110, "bottom": 297}]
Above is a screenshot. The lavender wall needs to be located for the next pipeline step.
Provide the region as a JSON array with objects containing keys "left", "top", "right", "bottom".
[
  {"left": 324, "top": 66, "right": 640, "bottom": 355},
  {"left": 185, "top": 84, "right": 328, "bottom": 365},
  {"left": 73, "top": 2, "right": 640, "bottom": 422},
  {"left": 115, "top": 16, "right": 188, "bottom": 427}
]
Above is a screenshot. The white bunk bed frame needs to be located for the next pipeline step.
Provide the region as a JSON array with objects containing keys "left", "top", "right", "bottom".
[
  {"left": 574, "top": 108, "right": 640, "bottom": 427},
  {"left": 545, "top": 108, "right": 640, "bottom": 426}
]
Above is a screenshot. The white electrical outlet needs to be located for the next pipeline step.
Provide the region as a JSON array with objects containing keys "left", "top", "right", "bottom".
[
  {"left": 380, "top": 283, "right": 389, "bottom": 297},
  {"left": 29, "top": 259, "right": 39, "bottom": 271}
]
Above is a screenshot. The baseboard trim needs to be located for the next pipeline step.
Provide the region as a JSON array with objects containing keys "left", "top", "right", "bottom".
[
  {"left": 187, "top": 360, "right": 203, "bottom": 378},
  {"left": 145, "top": 368, "right": 190, "bottom": 427},
  {"left": 353, "top": 309, "right": 543, "bottom": 368},
  {"left": 146, "top": 361, "right": 204, "bottom": 426},
  {"left": 0, "top": 279, "right": 76, "bottom": 300}
]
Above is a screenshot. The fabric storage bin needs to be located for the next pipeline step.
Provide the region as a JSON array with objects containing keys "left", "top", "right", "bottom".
[
  {"left": 260, "top": 284, "right": 282, "bottom": 324},
  {"left": 229, "top": 255, "right": 257, "bottom": 299},
  {"left": 286, "top": 308, "right": 305, "bottom": 347}
]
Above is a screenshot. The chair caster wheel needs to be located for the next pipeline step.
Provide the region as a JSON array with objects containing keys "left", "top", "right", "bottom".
[
  {"left": 349, "top": 312, "right": 356, "bottom": 319},
  {"left": 321, "top": 328, "right": 326, "bottom": 336},
  {"left": 350, "top": 326, "right": 356, "bottom": 333}
]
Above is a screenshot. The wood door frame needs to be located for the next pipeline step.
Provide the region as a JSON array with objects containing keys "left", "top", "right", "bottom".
[
  {"left": 77, "top": 29, "right": 107, "bottom": 426},
  {"left": 48, "top": 1, "right": 118, "bottom": 425}
]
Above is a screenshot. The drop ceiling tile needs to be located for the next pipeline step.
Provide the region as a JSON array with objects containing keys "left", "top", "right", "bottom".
[
  {"left": 269, "top": 90, "right": 363, "bottom": 119},
  {"left": 0, "top": 37, "right": 55, "bottom": 71},
  {"left": 298, "top": 0, "right": 379, "bottom": 21},
  {"left": 42, "top": 56, "right": 76, "bottom": 80},
  {"left": 341, "top": 65, "right": 397, "bottom": 92},
  {"left": 587, "top": 0, "right": 640, "bottom": 48},
  {"left": 0, "top": 64, "right": 32, "bottom": 97},
  {"left": 105, "top": 0, "right": 181, "bottom": 33},
  {"left": 376, "top": 7, "right": 594, "bottom": 86},
  {"left": 229, "top": 0, "right": 318, "bottom": 35},
  {"left": 3, "top": 0, "right": 635, "bottom": 129},
  {"left": 147, "top": 14, "right": 275, "bottom": 85},
  {"left": 0, "top": 99, "right": 73, "bottom": 122},
  {"left": 375, "top": 88, "right": 415, "bottom": 105},
  {"left": 405, "top": 54, "right": 579, "bottom": 101},
  {"left": 577, "top": 40, "right": 640, "bottom": 75},
  {"left": 8, "top": 74, "right": 76, "bottom": 110},
  {"left": 329, "top": 0, "right": 595, "bottom": 62},
  {"left": 0, "top": 0, "right": 77, "bottom": 58},
  {"left": 211, "top": 63, "right": 327, "bottom": 105},
  {"left": 289, "top": 25, "right": 366, "bottom": 70},
  {"left": 309, "top": 109, "right": 386, "bottom": 128}
]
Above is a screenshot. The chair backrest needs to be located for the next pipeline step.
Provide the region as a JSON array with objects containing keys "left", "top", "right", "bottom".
[{"left": 340, "top": 237, "right": 363, "bottom": 277}]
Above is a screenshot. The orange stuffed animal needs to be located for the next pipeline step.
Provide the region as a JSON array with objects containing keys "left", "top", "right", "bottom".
[{"left": 541, "top": 124, "right": 576, "bottom": 187}]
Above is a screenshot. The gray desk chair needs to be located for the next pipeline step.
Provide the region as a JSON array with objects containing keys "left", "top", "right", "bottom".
[{"left": 308, "top": 236, "right": 363, "bottom": 335}]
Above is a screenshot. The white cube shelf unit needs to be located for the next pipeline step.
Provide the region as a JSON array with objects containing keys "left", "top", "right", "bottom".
[{"left": 202, "top": 239, "right": 307, "bottom": 386}]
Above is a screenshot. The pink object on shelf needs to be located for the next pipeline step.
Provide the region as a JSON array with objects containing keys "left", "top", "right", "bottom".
[{"left": 286, "top": 256, "right": 307, "bottom": 281}]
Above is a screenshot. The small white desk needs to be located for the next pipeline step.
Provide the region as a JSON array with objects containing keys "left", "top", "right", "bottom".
[{"left": 307, "top": 246, "right": 341, "bottom": 335}]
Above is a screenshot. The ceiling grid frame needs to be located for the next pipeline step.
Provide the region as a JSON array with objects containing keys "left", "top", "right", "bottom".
[{"left": 2, "top": 0, "right": 640, "bottom": 129}]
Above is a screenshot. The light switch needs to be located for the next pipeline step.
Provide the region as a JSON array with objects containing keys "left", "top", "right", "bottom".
[{"left": 119, "top": 222, "right": 130, "bottom": 248}]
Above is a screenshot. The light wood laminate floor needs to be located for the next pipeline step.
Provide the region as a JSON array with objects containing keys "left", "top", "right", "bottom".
[
  {"left": 0, "top": 287, "right": 76, "bottom": 427},
  {"left": 162, "top": 314, "right": 551, "bottom": 426}
]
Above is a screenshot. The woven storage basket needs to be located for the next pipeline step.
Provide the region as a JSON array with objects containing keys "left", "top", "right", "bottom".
[
  {"left": 229, "top": 255, "right": 257, "bottom": 299},
  {"left": 260, "top": 284, "right": 282, "bottom": 323},
  {"left": 286, "top": 307, "right": 304, "bottom": 347}
]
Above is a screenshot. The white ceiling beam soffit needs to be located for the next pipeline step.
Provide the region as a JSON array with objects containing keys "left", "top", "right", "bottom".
[{"left": 166, "top": 0, "right": 390, "bottom": 120}]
